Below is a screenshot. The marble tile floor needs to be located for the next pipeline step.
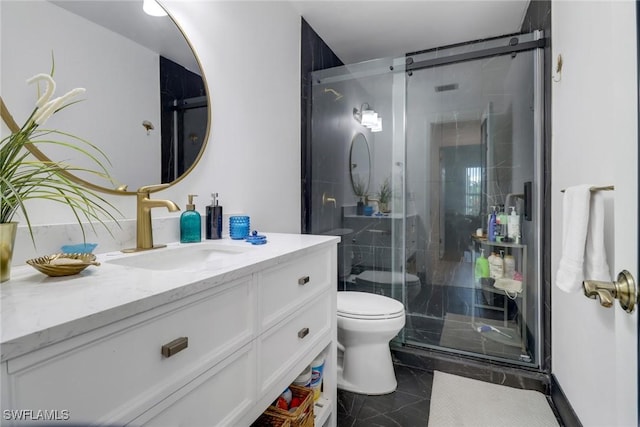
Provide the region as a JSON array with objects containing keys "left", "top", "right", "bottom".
[
  {"left": 337, "top": 364, "right": 434, "bottom": 427},
  {"left": 337, "top": 363, "right": 560, "bottom": 426}
]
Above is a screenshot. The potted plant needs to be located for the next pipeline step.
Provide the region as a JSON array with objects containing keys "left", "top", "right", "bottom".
[
  {"left": 352, "top": 177, "right": 367, "bottom": 215},
  {"left": 1, "top": 66, "right": 120, "bottom": 282},
  {"left": 376, "top": 177, "right": 392, "bottom": 213}
]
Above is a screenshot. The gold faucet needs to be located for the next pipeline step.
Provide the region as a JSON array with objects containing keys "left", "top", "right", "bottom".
[{"left": 122, "top": 184, "right": 180, "bottom": 253}]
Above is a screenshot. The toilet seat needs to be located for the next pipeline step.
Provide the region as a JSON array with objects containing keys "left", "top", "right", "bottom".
[
  {"left": 337, "top": 291, "right": 405, "bottom": 320},
  {"left": 355, "top": 271, "right": 420, "bottom": 287}
]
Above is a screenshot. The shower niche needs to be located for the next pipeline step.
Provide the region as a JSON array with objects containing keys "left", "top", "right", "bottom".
[{"left": 308, "top": 32, "right": 544, "bottom": 368}]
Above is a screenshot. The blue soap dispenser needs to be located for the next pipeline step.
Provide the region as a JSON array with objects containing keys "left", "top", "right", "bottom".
[{"left": 180, "top": 194, "right": 201, "bottom": 243}]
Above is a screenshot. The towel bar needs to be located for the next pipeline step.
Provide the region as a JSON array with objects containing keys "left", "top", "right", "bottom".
[{"left": 560, "top": 185, "right": 614, "bottom": 193}]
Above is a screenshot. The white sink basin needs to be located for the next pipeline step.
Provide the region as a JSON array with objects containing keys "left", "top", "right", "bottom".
[{"left": 106, "top": 243, "right": 250, "bottom": 272}]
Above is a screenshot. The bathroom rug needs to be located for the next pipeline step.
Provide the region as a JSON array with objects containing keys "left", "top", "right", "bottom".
[{"left": 428, "top": 371, "right": 559, "bottom": 427}]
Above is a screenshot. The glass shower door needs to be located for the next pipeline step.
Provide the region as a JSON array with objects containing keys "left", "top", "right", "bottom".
[
  {"left": 402, "top": 34, "right": 542, "bottom": 366},
  {"left": 309, "top": 58, "right": 407, "bottom": 302},
  {"left": 307, "top": 32, "right": 543, "bottom": 368}
]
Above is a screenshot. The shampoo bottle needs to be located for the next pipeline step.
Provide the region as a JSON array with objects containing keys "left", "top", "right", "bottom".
[
  {"left": 474, "top": 249, "right": 490, "bottom": 283},
  {"left": 504, "top": 254, "right": 516, "bottom": 279},
  {"left": 488, "top": 251, "right": 504, "bottom": 279},
  {"left": 488, "top": 208, "right": 497, "bottom": 242},
  {"left": 206, "top": 193, "right": 223, "bottom": 240},
  {"left": 498, "top": 207, "right": 508, "bottom": 242},
  {"left": 180, "top": 194, "right": 201, "bottom": 243},
  {"left": 508, "top": 207, "right": 520, "bottom": 243}
]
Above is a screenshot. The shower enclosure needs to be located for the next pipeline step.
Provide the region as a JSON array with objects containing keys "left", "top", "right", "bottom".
[{"left": 308, "top": 32, "right": 544, "bottom": 367}]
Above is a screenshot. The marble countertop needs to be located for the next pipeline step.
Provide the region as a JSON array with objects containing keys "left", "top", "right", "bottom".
[
  {"left": 0, "top": 233, "right": 339, "bottom": 362},
  {"left": 343, "top": 213, "right": 415, "bottom": 219}
]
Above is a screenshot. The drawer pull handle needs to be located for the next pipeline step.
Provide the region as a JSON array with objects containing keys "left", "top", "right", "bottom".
[
  {"left": 298, "top": 327, "right": 310, "bottom": 339},
  {"left": 298, "top": 276, "right": 310, "bottom": 285},
  {"left": 161, "top": 337, "right": 188, "bottom": 358}
]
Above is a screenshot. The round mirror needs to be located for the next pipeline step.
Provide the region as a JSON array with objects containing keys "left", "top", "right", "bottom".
[
  {"left": 349, "top": 133, "right": 371, "bottom": 197},
  {"left": 0, "top": 0, "right": 209, "bottom": 195}
]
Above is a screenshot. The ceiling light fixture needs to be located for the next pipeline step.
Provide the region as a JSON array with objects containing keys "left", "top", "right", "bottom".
[{"left": 143, "top": 0, "right": 167, "bottom": 17}]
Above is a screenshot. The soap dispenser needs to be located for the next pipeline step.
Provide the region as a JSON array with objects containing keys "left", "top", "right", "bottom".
[
  {"left": 206, "top": 193, "right": 223, "bottom": 240},
  {"left": 180, "top": 194, "right": 201, "bottom": 243}
]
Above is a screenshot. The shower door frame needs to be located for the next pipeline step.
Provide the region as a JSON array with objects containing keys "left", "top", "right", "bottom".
[
  {"left": 305, "top": 31, "right": 547, "bottom": 368},
  {"left": 398, "top": 31, "right": 546, "bottom": 367}
]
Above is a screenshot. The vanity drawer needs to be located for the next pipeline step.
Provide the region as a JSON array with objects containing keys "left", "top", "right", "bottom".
[
  {"left": 259, "top": 247, "right": 333, "bottom": 330},
  {"left": 257, "top": 290, "right": 332, "bottom": 394},
  {"left": 134, "top": 342, "right": 256, "bottom": 427},
  {"left": 5, "top": 277, "right": 255, "bottom": 425}
]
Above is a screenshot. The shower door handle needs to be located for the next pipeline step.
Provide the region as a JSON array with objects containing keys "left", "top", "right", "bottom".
[{"left": 524, "top": 182, "right": 532, "bottom": 221}]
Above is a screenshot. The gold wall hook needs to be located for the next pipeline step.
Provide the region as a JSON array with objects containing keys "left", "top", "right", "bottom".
[
  {"left": 553, "top": 54, "right": 563, "bottom": 82},
  {"left": 583, "top": 270, "right": 637, "bottom": 313},
  {"left": 142, "top": 120, "right": 155, "bottom": 135}
]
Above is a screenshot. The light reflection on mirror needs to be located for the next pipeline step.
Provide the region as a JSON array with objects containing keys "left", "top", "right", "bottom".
[
  {"left": 0, "top": 0, "right": 209, "bottom": 194},
  {"left": 349, "top": 133, "right": 371, "bottom": 198}
]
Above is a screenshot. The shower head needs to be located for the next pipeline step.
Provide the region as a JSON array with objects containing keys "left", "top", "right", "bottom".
[{"left": 324, "top": 88, "right": 343, "bottom": 101}]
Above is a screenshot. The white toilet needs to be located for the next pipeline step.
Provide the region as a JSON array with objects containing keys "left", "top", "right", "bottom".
[
  {"left": 354, "top": 270, "right": 422, "bottom": 303},
  {"left": 337, "top": 291, "right": 406, "bottom": 395}
]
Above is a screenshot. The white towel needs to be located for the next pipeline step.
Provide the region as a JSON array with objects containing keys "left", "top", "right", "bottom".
[
  {"left": 555, "top": 185, "right": 610, "bottom": 292},
  {"left": 556, "top": 185, "right": 591, "bottom": 292},
  {"left": 585, "top": 191, "right": 610, "bottom": 281}
]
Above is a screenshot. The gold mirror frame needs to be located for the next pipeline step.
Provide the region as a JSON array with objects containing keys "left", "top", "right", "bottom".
[{"left": 0, "top": 3, "right": 210, "bottom": 196}]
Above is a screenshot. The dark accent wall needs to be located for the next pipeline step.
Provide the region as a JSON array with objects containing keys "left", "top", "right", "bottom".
[
  {"left": 300, "top": 18, "right": 343, "bottom": 233},
  {"left": 159, "top": 56, "right": 206, "bottom": 183}
]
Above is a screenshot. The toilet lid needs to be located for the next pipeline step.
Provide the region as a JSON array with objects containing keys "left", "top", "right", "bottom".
[
  {"left": 355, "top": 270, "right": 420, "bottom": 286},
  {"left": 337, "top": 291, "right": 405, "bottom": 319}
]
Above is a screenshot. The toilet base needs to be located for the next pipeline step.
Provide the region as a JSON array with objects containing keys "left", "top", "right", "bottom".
[{"left": 337, "top": 342, "right": 398, "bottom": 395}]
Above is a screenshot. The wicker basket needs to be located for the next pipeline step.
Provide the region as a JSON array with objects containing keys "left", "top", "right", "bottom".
[
  {"left": 251, "top": 412, "right": 292, "bottom": 427},
  {"left": 266, "top": 385, "right": 314, "bottom": 427}
]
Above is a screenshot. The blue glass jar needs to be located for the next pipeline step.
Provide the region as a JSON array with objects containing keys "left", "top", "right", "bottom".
[{"left": 229, "top": 216, "right": 250, "bottom": 240}]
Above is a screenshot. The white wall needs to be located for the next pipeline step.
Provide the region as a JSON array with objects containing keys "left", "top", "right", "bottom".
[
  {"left": 551, "top": 2, "right": 637, "bottom": 425},
  {"left": 4, "top": 1, "right": 302, "bottom": 263},
  {"left": 164, "top": 1, "right": 301, "bottom": 232}
]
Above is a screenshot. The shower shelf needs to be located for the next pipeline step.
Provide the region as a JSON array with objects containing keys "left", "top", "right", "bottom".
[{"left": 469, "top": 237, "right": 528, "bottom": 353}]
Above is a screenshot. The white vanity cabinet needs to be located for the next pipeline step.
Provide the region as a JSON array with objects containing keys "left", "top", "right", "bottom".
[
  {"left": 3, "top": 277, "right": 256, "bottom": 426},
  {"left": 0, "top": 235, "right": 338, "bottom": 427}
]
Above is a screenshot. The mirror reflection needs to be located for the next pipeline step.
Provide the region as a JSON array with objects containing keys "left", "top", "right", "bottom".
[
  {"left": 349, "top": 133, "right": 371, "bottom": 198},
  {"left": 0, "top": 0, "right": 208, "bottom": 193}
]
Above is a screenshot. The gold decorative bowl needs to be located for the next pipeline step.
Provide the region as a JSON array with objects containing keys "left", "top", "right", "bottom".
[{"left": 26, "top": 253, "right": 100, "bottom": 277}]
